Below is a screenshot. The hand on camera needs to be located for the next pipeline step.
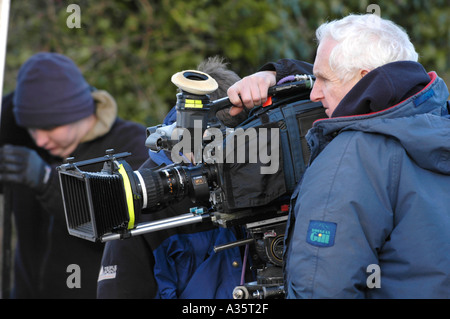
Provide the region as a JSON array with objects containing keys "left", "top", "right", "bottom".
[
  {"left": 0, "top": 144, "right": 51, "bottom": 193},
  {"left": 227, "top": 70, "right": 277, "bottom": 116}
]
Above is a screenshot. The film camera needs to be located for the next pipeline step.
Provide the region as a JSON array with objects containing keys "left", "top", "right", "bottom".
[{"left": 57, "top": 69, "right": 325, "bottom": 299}]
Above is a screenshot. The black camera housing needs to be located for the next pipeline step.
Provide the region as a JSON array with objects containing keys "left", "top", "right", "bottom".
[{"left": 57, "top": 72, "right": 325, "bottom": 298}]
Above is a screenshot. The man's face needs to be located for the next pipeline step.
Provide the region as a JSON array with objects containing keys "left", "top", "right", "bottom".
[
  {"left": 310, "top": 38, "right": 363, "bottom": 117},
  {"left": 28, "top": 118, "right": 89, "bottom": 158}
]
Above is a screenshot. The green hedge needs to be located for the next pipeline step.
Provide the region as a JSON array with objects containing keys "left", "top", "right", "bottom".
[{"left": 4, "top": 0, "right": 449, "bottom": 126}]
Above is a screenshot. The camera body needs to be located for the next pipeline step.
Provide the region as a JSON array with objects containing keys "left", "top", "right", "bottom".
[{"left": 57, "top": 71, "right": 325, "bottom": 298}]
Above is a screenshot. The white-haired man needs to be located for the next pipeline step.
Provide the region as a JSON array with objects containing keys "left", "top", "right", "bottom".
[{"left": 227, "top": 14, "right": 450, "bottom": 298}]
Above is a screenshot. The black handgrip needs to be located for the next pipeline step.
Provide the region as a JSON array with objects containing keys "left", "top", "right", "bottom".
[
  {"left": 209, "top": 96, "right": 233, "bottom": 113},
  {"left": 267, "top": 79, "right": 314, "bottom": 95},
  {"left": 208, "top": 78, "right": 315, "bottom": 114}
]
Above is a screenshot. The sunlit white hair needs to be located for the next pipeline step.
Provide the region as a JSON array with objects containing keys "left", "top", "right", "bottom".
[{"left": 316, "top": 14, "right": 419, "bottom": 82}]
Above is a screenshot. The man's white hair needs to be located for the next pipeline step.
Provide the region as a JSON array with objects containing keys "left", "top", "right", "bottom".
[{"left": 316, "top": 14, "right": 419, "bottom": 82}]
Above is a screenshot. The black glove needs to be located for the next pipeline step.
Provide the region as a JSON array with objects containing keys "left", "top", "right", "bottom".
[{"left": 0, "top": 144, "right": 52, "bottom": 193}]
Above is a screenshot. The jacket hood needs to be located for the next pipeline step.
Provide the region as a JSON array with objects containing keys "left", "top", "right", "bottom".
[
  {"left": 351, "top": 112, "right": 450, "bottom": 175},
  {"left": 81, "top": 90, "right": 118, "bottom": 143},
  {"left": 310, "top": 65, "right": 450, "bottom": 175}
]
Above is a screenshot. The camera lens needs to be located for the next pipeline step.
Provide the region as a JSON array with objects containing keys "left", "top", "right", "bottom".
[{"left": 135, "top": 164, "right": 217, "bottom": 212}]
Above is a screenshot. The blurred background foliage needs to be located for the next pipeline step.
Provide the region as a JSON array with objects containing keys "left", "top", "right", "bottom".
[{"left": 3, "top": 0, "right": 449, "bottom": 126}]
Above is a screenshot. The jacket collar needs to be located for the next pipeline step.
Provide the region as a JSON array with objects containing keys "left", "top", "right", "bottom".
[
  {"left": 312, "top": 67, "right": 448, "bottom": 135},
  {"left": 306, "top": 67, "right": 449, "bottom": 162},
  {"left": 332, "top": 61, "right": 430, "bottom": 117}
]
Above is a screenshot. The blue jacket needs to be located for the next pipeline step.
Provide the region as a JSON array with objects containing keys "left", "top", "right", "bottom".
[
  {"left": 284, "top": 61, "right": 450, "bottom": 298},
  {"left": 153, "top": 228, "right": 243, "bottom": 298}
]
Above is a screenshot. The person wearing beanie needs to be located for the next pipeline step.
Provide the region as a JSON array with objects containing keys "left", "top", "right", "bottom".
[
  {"left": 13, "top": 52, "right": 96, "bottom": 129},
  {"left": 0, "top": 52, "right": 149, "bottom": 298}
]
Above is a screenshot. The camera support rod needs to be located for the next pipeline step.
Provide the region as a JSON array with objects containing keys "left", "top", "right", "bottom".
[{"left": 100, "top": 212, "right": 211, "bottom": 242}]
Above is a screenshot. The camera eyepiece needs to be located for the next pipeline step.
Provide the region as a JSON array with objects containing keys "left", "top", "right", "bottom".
[{"left": 171, "top": 70, "right": 218, "bottom": 95}]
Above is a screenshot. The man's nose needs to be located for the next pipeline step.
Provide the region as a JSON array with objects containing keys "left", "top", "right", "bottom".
[
  {"left": 32, "top": 130, "right": 50, "bottom": 147},
  {"left": 310, "top": 82, "right": 323, "bottom": 102}
]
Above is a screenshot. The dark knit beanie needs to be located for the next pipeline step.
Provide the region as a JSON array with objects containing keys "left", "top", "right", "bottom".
[{"left": 13, "top": 52, "right": 95, "bottom": 128}]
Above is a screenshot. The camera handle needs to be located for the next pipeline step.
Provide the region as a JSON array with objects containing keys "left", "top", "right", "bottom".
[{"left": 208, "top": 74, "right": 315, "bottom": 114}]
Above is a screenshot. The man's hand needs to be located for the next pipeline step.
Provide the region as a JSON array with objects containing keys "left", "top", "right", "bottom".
[
  {"left": 227, "top": 70, "right": 277, "bottom": 116},
  {"left": 0, "top": 144, "right": 51, "bottom": 193}
]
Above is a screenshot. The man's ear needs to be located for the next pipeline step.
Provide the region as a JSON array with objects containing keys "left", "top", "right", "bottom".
[{"left": 360, "top": 69, "right": 370, "bottom": 78}]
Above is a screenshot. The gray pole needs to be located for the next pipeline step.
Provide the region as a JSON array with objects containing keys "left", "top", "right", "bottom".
[{"left": 0, "top": 0, "right": 11, "bottom": 299}]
